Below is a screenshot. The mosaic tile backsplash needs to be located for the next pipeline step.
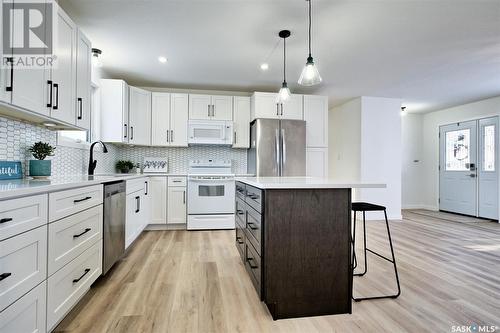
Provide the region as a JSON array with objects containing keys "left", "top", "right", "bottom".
[{"left": 0, "top": 116, "right": 248, "bottom": 177}]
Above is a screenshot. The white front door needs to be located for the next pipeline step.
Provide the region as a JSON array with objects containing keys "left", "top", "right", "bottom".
[
  {"left": 439, "top": 121, "right": 478, "bottom": 216},
  {"left": 478, "top": 117, "right": 499, "bottom": 219}
]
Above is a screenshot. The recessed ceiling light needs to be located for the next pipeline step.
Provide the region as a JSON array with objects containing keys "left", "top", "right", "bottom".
[
  {"left": 260, "top": 63, "right": 269, "bottom": 71},
  {"left": 158, "top": 56, "right": 167, "bottom": 64}
]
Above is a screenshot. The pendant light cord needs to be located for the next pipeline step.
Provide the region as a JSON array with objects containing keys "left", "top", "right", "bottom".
[
  {"left": 308, "top": 0, "right": 312, "bottom": 57},
  {"left": 283, "top": 37, "right": 287, "bottom": 83}
]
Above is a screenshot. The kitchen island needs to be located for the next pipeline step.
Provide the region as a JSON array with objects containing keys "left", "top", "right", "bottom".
[{"left": 234, "top": 177, "right": 385, "bottom": 320}]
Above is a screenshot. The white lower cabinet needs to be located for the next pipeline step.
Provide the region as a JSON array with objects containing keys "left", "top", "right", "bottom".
[
  {"left": 0, "top": 281, "right": 47, "bottom": 333},
  {"left": 47, "top": 241, "right": 102, "bottom": 331},
  {"left": 0, "top": 194, "right": 47, "bottom": 241},
  {"left": 48, "top": 185, "right": 103, "bottom": 222},
  {"left": 150, "top": 177, "right": 167, "bottom": 224},
  {"left": 306, "top": 147, "right": 329, "bottom": 178},
  {"left": 126, "top": 189, "right": 142, "bottom": 249},
  {"left": 0, "top": 225, "right": 47, "bottom": 311},
  {"left": 48, "top": 205, "right": 103, "bottom": 276},
  {"left": 168, "top": 186, "right": 187, "bottom": 224}
]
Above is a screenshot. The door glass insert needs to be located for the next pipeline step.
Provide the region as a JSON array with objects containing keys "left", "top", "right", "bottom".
[
  {"left": 445, "top": 129, "right": 470, "bottom": 171},
  {"left": 483, "top": 125, "right": 495, "bottom": 171},
  {"left": 198, "top": 185, "right": 225, "bottom": 197}
]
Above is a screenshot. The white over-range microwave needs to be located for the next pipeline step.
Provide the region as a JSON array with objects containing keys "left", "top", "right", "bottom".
[{"left": 188, "top": 120, "right": 233, "bottom": 145}]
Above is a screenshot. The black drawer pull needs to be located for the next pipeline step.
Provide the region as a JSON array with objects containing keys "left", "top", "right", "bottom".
[
  {"left": 73, "top": 268, "right": 91, "bottom": 283},
  {"left": 236, "top": 209, "right": 244, "bottom": 215},
  {"left": 0, "top": 218, "right": 13, "bottom": 224},
  {"left": 247, "top": 222, "right": 258, "bottom": 230},
  {"left": 73, "top": 228, "right": 91, "bottom": 238},
  {"left": 247, "top": 257, "right": 258, "bottom": 269},
  {"left": 248, "top": 194, "right": 259, "bottom": 200},
  {"left": 236, "top": 236, "right": 244, "bottom": 244},
  {"left": 0, "top": 272, "right": 12, "bottom": 281},
  {"left": 74, "top": 196, "right": 92, "bottom": 203}
]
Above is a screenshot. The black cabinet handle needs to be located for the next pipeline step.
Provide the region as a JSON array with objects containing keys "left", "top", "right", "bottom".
[
  {"left": 236, "top": 209, "right": 244, "bottom": 215},
  {"left": 236, "top": 236, "right": 244, "bottom": 244},
  {"left": 72, "top": 268, "right": 90, "bottom": 283},
  {"left": 6, "top": 57, "right": 13, "bottom": 92},
  {"left": 46, "top": 80, "right": 53, "bottom": 107},
  {"left": 74, "top": 196, "right": 92, "bottom": 203},
  {"left": 77, "top": 97, "right": 83, "bottom": 120},
  {"left": 144, "top": 181, "right": 148, "bottom": 195},
  {"left": 248, "top": 194, "right": 259, "bottom": 200},
  {"left": 247, "top": 257, "right": 258, "bottom": 269},
  {"left": 0, "top": 272, "right": 12, "bottom": 281},
  {"left": 53, "top": 83, "right": 59, "bottom": 110},
  {"left": 73, "top": 228, "right": 91, "bottom": 238},
  {"left": 135, "top": 196, "right": 140, "bottom": 213},
  {"left": 183, "top": 190, "right": 186, "bottom": 204},
  {"left": 130, "top": 126, "right": 134, "bottom": 140},
  {"left": 0, "top": 218, "right": 13, "bottom": 224},
  {"left": 124, "top": 124, "right": 128, "bottom": 138},
  {"left": 247, "top": 222, "right": 258, "bottom": 230}
]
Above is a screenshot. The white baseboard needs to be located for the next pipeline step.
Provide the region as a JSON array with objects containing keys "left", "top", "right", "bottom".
[
  {"left": 145, "top": 223, "right": 186, "bottom": 231},
  {"left": 402, "top": 204, "right": 439, "bottom": 211}
]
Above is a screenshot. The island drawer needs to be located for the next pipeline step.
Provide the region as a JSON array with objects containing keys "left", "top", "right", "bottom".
[
  {"left": 49, "top": 185, "right": 103, "bottom": 222},
  {"left": 235, "top": 182, "right": 246, "bottom": 200},
  {"left": 245, "top": 239, "right": 261, "bottom": 297},
  {"left": 0, "top": 194, "right": 47, "bottom": 241},
  {"left": 245, "top": 207, "right": 262, "bottom": 255},
  {"left": 235, "top": 224, "right": 245, "bottom": 261},
  {"left": 48, "top": 205, "right": 103, "bottom": 276},
  {"left": 235, "top": 197, "right": 246, "bottom": 227},
  {"left": 245, "top": 185, "right": 262, "bottom": 213}
]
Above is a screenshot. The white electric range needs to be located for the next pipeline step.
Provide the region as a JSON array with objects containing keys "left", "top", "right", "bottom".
[{"left": 187, "top": 160, "right": 235, "bottom": 230}]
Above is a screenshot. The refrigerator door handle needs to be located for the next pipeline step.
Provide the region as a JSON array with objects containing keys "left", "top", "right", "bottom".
[
  {"left": 275, "top": 128, "right": 281, "bottom": 176},
  {"left": 281, "top": 128, "right": 286, "bottom": 168}
]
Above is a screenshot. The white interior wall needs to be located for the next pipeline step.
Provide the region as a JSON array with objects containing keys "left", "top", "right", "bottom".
[
  {"left": 420, "top": 95, "right": 500, "bottom": 210},
  {"left": 401, "top": 113, "right": 424, "bottom": 209},
  {"left": 329, "top": 98, "right": 361, "bottom": 181},
  {"left": 358, "top": 97, "right": 402, "bottom": 220}
]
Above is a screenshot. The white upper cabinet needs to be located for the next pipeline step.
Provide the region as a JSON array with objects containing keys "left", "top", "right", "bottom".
[
  {"left": 251, "top": 92, "right": 303, "bottom": 120},
  {"left": 189, "top": 94, "right": 233, "bottom": 121},
  {"left": 211, "top": 95, "right": 232, "bottom": 120},
  {"left": 233, "top": 96, "right": 250, "bottom": 148},
  {"left": 50, "top": 4, "right": 77, "bottom": 124},
  {"left": 129, "top": 86, "right": 151, "bottom": 146},
  {"left": 151, "top": 92, "right": 188, "bottom": 147},
  {"left": 0, "top": 1, "right": 11, "bottom": 104},
  {"left": 170, "top": 93, "right": 189, "bottom": 146},
  {"left": 100, "top": 79, "right": 129, "bottom": 143},
  {"left": 189, "top": 94, "right": 211, "bottom": 120},
  {"left": 151, "top": 93, "right": 170, "bottom": 146},
  {"left": 75, "top": 29, "right": 92, "bottom": 130},
  {"left": 304, "top": 95, "right": 328, "bottom": 147}
]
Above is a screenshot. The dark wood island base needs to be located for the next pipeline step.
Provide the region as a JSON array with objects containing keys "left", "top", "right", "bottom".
[{"left": 235, "top": 180, "right": 353, "bottom": 320}]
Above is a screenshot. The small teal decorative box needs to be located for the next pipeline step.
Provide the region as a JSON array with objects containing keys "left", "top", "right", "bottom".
[{"left": 0, "top": 161, "right": 23, "bottom": 180}]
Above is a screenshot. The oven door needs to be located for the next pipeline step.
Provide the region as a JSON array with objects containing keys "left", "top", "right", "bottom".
[{"left": 188, "top": 177, "right": 235, "bottom": 214}]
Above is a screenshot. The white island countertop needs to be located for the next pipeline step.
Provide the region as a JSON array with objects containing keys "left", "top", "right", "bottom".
[{"left": 235, "top": 177, "right": 386, "bottom": 189}]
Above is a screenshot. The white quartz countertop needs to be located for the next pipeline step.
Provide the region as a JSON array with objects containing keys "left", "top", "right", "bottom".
[
  {"left": 235, "top": 177, "right": 386, "bottom": 189},
  {"left": 0, "top": 173, "right": 185, "bottom": 200}
]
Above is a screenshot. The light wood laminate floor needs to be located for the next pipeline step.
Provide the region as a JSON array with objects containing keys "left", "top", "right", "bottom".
[{"left": 55, "top": 211, "right": 500, "bottom": 333}]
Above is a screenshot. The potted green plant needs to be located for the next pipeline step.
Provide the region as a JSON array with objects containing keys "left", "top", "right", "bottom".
[
  {"left": 28, "top": 141, "right": 56, "bottom": 178},
  {"left": 116, "top": 160, "right": 135, "bottom": 173}
]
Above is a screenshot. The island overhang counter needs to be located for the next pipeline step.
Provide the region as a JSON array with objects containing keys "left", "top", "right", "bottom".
[{"left": 234, "top": 177, "right": 386, "bottom": 320}]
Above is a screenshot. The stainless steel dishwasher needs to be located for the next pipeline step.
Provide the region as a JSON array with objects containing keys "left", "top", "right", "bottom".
[{"left": 103, "top": 181, "right": 126, "bottom": 275}]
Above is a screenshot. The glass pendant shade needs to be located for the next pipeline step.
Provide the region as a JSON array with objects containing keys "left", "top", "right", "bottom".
[
  {"left": 277, "top": 81, "right": 291, "bottom": 103},
  {"left": 298, "top": 56, "right": 322, "bottom": 86}
]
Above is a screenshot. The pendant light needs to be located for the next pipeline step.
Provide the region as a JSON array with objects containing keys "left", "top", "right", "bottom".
[
  {"left": 298, "top": 0, "right": 322, "bottom": 86},
  {"left": 277, "top": 30, "right": 291, "bottom": 103}
]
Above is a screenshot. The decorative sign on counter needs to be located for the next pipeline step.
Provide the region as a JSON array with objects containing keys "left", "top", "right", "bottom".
[
  {"left": 143, "top": 157, "right": 169, "bottom": 173},
  {"left": 0, "top": 161, "right": 23, "bottom": 180}
]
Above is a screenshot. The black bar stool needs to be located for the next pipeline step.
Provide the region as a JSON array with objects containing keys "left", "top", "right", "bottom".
[{"left": 351, "top": 202, "right": 401, "bottom": 301}]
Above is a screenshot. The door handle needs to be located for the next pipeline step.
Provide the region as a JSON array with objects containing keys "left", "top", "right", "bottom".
[
  {"left": 281, "top": 128, "right": 286, "bottom": 167},
  {"left": 183, "top": 190, "right": 186, "bottom": 204},
  {"left": 135, "top": 196, "right": 140, "bottom": 213},
  {"left": 208, "top": 104, "right": 210, "bottom": 117},
  {"left": 124, "top": 124, "right": 128, "bottom": 138},
  {"left": 166, "top": 130, "right": 169, "bottom": 143},
  {"left": 276, "top": 103, "right": 279, "bottom": 116},
  {"left": 130, "top": 126, "right": 134, "bottom": 140},
  {"left": 234, "top": 131, "right": 236, "bottom": 144},
  {"left": 5, "top": 57, "right": 13, "bottom": 92},
  {"left": 171, "top": 130, "right": 174, "bottom": 142},
  {"left": 53, "top": 83, "right": 59, "bottom": 110},
  {"left": 77, "top": 97, "right": 83, "bottom": 120},
  {"left": 46, "top": 80, "right": 53, "bottom": 107},
  {"left": 469, "top": 174, "right": 476, "bottom": 178},
  {"left": 275, "top": 128, "right": 280, "bottom": 175},
  {"left": 247, "top": 222, "right": 258, "bottom": 230},
  {"left": 144, "top": 181, "right": 148, "bottom": 195},
  {"left": 246, "top": 257, "right": 258, "bottom": 269},
  {"left": 280, "top": 103, "right": 284, "bottom": 116}
]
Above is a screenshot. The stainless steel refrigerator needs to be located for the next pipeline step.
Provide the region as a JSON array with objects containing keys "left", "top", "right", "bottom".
[{"left": 247, "top": 118, "right": 306, "bottom": 177}]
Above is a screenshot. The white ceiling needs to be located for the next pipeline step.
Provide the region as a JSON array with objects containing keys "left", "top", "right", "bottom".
[{"left": 60, "top": 0, "right": 500, "bottom": 113}]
